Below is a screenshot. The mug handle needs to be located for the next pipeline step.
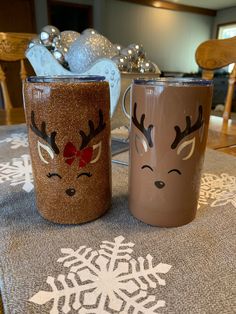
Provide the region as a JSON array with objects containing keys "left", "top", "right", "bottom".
[{"left": 122, "top": 84, "right": 132, "bottom": 119}]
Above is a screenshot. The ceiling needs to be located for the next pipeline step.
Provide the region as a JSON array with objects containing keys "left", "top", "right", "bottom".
[{"left": 166, "top": 0, "right": 236, "bottom": 10}]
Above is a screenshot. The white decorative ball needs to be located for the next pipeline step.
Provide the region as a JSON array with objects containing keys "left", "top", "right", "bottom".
[
  {"left": 52, "top": 35, "right": 61, "bottom": 48},
  {"left": 53, "top": 44, "right": 69, "bottom": 66},
  {"left": 40, "top": 25, "right": 60, "bottom": 49},
  {"left": 128, "top": 43, "right": 146, "bottom": 59},
  {"left": 82, "top": 28, "right": 99, "bottom": 36},
  {"left": 66, "top": 33, "right": 116, "bottom": 73},
  {"left": 137, "top": 59, "right": 158, "bottom": 73},
  {"left": 60, "top": 31, "right": 80, "bottom": 48},
  {"left": 120, "top": 47, "right": 137, "bottom": 62},
  {"left": 28, "top": 37, "right": 42, "bottom": 49},
  {"left": 111, "top": 55, "right": 132, "bottom": 72},
  {"left": 128, "top": 61, "right": 139, "bottom": 72},
  {"left": 113, "top": 44, "right": 123, "bottom": 55}
]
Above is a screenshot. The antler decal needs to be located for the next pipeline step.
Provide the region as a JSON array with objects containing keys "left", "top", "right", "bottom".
[
  {"left": 171, "top": 106, "right": 203, "bottom": 149},
  {"left": 132, "top": 102, "right": 153, "bottom": 148},
  {"left": 79, "top": 110, "right": 106, "bottom": 150},
  {"left": 30, "top": 111, "right": 59, "bottom": 154}
]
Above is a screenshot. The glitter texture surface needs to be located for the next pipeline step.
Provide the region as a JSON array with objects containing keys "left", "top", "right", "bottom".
[
  {"left": 66, "top": 33, "right": 116, "bottom": 73},
  {"left": 23, "top": 80, "right": 111, "bottom": 224},
  {"left": 60, "top": 30, "right": 80, "bottom": 48}
]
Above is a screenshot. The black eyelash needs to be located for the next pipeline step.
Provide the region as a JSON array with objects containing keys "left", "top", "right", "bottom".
[
  {"left": 141, "top": 165, "right": 153, "bottom": 171},
  {"left": 77, "top": 172, "right": 92, "bottom": 178},
  {"left": 168, "top": 169, "right": 182, "bottom": 175},
  {"left": 47, "top": 173, "right": 62, "bottom": 179}
]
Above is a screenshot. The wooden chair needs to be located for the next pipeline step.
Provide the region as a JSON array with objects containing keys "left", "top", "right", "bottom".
[
  {"left": 0, "top": 32, "right": 35, "bottom": 124},
  {"left": 195, "top": 36, "right": 236, "bottom": 120}
]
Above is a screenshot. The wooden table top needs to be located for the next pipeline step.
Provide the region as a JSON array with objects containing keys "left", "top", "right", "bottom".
[
  {"left": 207, "top": 129, "right": 236, "bottom": 149},
  {"left": 217, "top": 145, "right": 236, "bottom": 156},
  {"left": 209, "top": 115, "right": 236, "bottom": 136},
  {"left": 207, "top": 116, "right": 236, "bottom": 154}
]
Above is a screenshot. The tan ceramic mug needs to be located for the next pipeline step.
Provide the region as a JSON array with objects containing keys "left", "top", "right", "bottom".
[
  {"left": 23, "top": 76, "right": 111, "bottom": 224},
  {"left": 123, "top": 78, "right": 213, "bottom": 227}
]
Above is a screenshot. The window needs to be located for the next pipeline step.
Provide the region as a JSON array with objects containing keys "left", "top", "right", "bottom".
[
  {"left": 218, "top": 23, "right": 236, "bottom": 39},
  {"left": 217, "top": 22, "right": 236, "bottom": 73}
]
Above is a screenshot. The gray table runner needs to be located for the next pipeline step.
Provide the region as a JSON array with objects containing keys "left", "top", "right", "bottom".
[{"left": 0, "top": 124, "right": 235, "bottom": 314}]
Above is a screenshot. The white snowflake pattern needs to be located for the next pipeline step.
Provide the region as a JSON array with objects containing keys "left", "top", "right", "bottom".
[
  {"left": 199, "top": 173, "right": 236, "bottom": 208},
  {"left": 0, "top": 154, "right": 33, "bottom": 192},
  {"left": 0, "top": 132, "right": 28, "bottom": 149},
  {"left": 29, "top": 235, "right": 172, "bottom": 314}
]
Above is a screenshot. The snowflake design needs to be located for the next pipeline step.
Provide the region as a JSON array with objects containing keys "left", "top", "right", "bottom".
[
  {"left": 0, "top": 154, "right": 33, "bottom": 192},
  {"left": 199, "top": 173, "right": 236, "bottom": 208},
  {"left": 0, "top": 132, "right": 28, "bottom": 149},
  {"left": 29, "top": 235, "right": 172, "bottom": 314}
]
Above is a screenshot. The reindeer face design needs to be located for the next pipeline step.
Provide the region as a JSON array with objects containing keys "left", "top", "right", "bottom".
[
  {"left": 128, "top": 81, "right": 212, "bottom": 226},
  {"left": 30, "top": 109, "right": 106, "bottom": 198},
  {"left": 131, "top": 102, "right": 204, "bottom": 190}
]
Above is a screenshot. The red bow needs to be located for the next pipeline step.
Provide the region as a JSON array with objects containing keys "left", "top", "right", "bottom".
[{"left": 63, "top": 142, "right": 93, "bottom": 168}]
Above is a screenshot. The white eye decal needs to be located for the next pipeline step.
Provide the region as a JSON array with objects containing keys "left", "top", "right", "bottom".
[
  {"left": 38, "top": 141, "right": 54, "bottom": 164},
  {"left": 177, "top": 137, "right": 195, "bottom": 161},
  {"left": 135, "top": 134, "right": 148, "bottom": 156},
  {"left": 90, "top": 142, "right": 102, "bottom": 164}
]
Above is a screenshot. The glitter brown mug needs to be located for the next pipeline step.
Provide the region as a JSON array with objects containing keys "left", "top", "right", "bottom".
[
  {"left": 23, "top": 76, "right": 111, "bottom": 224},
  {"left": 123, "top": 78, "right": 213, "bottom": 227}
]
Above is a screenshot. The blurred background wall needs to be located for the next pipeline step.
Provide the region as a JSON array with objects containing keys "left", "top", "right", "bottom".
[{"left": 0, "top": 0, "right": 236, "bottom": 74}]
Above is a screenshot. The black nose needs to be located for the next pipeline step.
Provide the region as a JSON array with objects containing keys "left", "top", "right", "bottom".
[
  {"left": 66, "top": 188, "right": 76, "bottom": 196},
  {"left": 154, "top": 181, "right": 165, "bottom": 189}
]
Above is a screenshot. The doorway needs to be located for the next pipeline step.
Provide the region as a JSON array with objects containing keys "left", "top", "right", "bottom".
[{"left": 47, "top": 1, "right": 93, "bottom": 32}]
